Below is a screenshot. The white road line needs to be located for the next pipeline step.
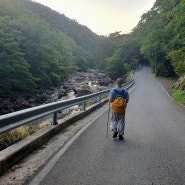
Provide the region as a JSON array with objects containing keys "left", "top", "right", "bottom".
[{"left": 29, "top": 108, "right": 108, "bottom": 185}]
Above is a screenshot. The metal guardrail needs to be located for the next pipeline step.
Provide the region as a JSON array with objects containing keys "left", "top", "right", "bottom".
[{"left": 0, "top": 78, "right": 135, "bottom": 134}]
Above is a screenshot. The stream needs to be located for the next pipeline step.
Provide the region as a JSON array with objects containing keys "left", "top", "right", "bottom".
[{"left": 59, "top": 91, "right": 79, "bottom": 115}]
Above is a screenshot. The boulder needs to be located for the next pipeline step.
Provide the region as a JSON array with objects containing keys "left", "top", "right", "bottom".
[
  {"left": 172, "top": 75, "right": 185, "bottom": 90},
  {"left": 0, "top": 69, "right": 113, "bottom": 115},
  {"left": 98, "top": 76, "right": 113, "bottom": 86},
  {"left": 75, "top": 84, "right": 92, "bottom": 97}
]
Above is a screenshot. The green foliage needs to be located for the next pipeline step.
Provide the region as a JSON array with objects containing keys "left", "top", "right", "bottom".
[
  {"left": 0, "top": 127, "right": 28, "bottom": 151},
  {"left": 99, "top": 33, "right": 139, "bottom": 79},
  {"left": 133, "top": 0, "right": 184, "bottom": 77},
  {"left": 0, "top": 0, "right": 101, "bottom": 98},
  {"left": 0, "top": 121, "right": 50, "bottom": 151},
  {"left": 172, "top": 89, "right": 185, "bottom": 106},
  {"left": 0, "top": 16, "right": 37, "bottom": 97},
  {"left": 1, "top": 0, "right": 184, "bottom": 101},
  {"left": 0, "top": 0, "right": 135, "bottom": 99},
  {"left": 17, "top": 0, "right": 102, "bottom": 70},
  {"left": 99, "top": 0, "right": 184, "bottom": 81},
  {"left": 105, "top": 50, "right": 131, "bottom": 80}
]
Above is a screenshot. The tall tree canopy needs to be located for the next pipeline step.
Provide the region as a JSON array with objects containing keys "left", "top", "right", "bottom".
[
  {"left": 0, "top": 16, "right": 36, "bottom": 97},
  {"left": 1, "top": 0, "right": 184, "bottom": 99},
  {"left": 0, "top": 0, "right": 102, "bottom": 97},
  {"left": 132, "top": 0, "right": 184, "bottom": 77}
]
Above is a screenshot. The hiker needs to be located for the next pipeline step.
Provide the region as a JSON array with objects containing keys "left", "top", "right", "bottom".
[{"left": 108, "top": 78, "right": 129, "bottom": 140}]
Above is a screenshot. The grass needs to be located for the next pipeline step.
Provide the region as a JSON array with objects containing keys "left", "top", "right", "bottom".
[
  {"left": 0, "top": 96, "right": 105, "bottom": 151},
  {"left": 126, "top": 73, "right": 132, "bottom": 82},
  {"left": 172, "top": 89, "right": 185, "bottom": 106},
  {"left": 0, "top": 120, "right": 51, "bottom": 151}
]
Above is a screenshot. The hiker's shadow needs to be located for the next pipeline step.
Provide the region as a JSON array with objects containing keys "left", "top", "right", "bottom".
[{"left": 111, "top": 137, "right": 142, "bottom": 154}]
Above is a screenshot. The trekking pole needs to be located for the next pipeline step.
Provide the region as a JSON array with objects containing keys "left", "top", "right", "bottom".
[{"left": 106, "top": 102, "right": 111, "bottom": 139}]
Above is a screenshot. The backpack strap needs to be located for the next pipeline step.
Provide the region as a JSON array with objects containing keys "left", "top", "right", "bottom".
[{"left": 113, "top": 89, "right": 125, "bottom": 99}]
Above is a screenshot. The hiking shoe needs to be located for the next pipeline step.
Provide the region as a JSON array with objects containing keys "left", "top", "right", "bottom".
[
  {"left": 118, "top": 135, "right": 124, "bottom": 140},
  {"left": 113, "top": 131, "right": 118, "bottom": 138}
]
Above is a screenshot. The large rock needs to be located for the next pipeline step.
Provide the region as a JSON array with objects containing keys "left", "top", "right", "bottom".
[
  {"left": 0, "top": 69, "right": 113, "bottom": 115},
  {"left": 75, "top": 84, "right": 92, "bottom": 97},
  {"left": 172, "top": 75, "right": 185, "bottom": 90},
  {"left": 0, "top": 98, "right": 15, "bottom": 115},
  {"left": 66, "top": 70, "right": 114, "bottom": 97},
  {"left": 98, "top": 76, "right": 113, "bottom": 86}
]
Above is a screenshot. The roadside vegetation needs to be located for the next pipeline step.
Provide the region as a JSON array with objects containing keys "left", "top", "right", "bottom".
[
  {"left": 0, "top": 120, "right": 51, "bottom": 151},
  {"left": 172, "top": 90, "right": 185, "bottom": 106}
]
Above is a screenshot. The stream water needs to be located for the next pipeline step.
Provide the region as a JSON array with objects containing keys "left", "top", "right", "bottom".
[{"left": 59, "top": 91, "right": 79, "bottom": 115}]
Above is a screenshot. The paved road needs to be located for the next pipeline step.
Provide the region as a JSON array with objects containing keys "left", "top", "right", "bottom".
[{"left": 29, "top": 67, "right": 185, "bottom": 185}]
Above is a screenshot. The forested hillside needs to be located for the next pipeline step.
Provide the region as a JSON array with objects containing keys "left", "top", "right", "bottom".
[
  {"left": 133, "top": 0, "right": 185, "bottom": 78},
  {"left": 0, "top": 0, "right": 184, "bottom": 105},
  {"left": 0, "top": 0, "right": 104, "bottom": 98},
  {"left": 17, "top": 0, "right": 100, "bottom": 51},
  {"left": 16, "top": 0, "right": 104, "bottom": 71},
  {"left": 101, "top": 0, "right": 185, "bottom": 79},
  {"left": 100, "top": 0, "right": 185, "bottom": 92}
]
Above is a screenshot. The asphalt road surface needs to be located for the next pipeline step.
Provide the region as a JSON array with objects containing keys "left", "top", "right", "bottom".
[{"left": 29, "top": 66, "right": 185, "bottom": 185}]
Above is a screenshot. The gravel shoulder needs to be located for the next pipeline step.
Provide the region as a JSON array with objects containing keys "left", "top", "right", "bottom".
[
  {"left": 156, "top": 77, "right": 177, "bottom": 95},
  {"left": 0, "top": 103, "right": 109, "bottom": 185}
]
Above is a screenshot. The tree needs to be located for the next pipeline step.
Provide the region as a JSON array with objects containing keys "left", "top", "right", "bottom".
[
  {"left": 0, "top": 16, "right": 36, "bottom": 97},
  {"left": 132, "top": 0, "right": 182, "bottom": 77}
]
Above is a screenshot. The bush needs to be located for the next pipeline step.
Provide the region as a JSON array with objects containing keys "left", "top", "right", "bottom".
[
  {"left": 0, "top": 120, "right": 51, "bottom": 151},
  {"left": 172, "top": 90, "right": 185, "bottom": 106}
]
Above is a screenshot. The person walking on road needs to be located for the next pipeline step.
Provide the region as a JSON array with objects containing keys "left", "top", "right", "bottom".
[{"left": 108, "top": 78, "right": 129, "bottom": 140}]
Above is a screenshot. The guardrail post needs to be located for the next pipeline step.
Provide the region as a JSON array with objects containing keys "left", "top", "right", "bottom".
[
  {"left": 52, "top": 112, "right": 58, "bottom": 125},
  {"left": 82, "top": 102, "right": 86, "bottom": 111},
  {"left": 0, "top": 73, "right": 135, "bottom": 134}
]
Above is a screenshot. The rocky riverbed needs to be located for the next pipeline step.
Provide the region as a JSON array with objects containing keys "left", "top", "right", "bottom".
[{"left": 0, "top": 69, "right": 113, "bottom": 115}]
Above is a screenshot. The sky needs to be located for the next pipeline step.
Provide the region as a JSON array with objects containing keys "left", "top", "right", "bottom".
[{"left": 32, "top": 0, "right": 156, "bottom": 36}]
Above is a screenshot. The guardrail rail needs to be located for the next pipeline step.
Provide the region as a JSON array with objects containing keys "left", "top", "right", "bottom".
[{"left": 0, "top": 75, "right": 135, "bottom": 134}]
